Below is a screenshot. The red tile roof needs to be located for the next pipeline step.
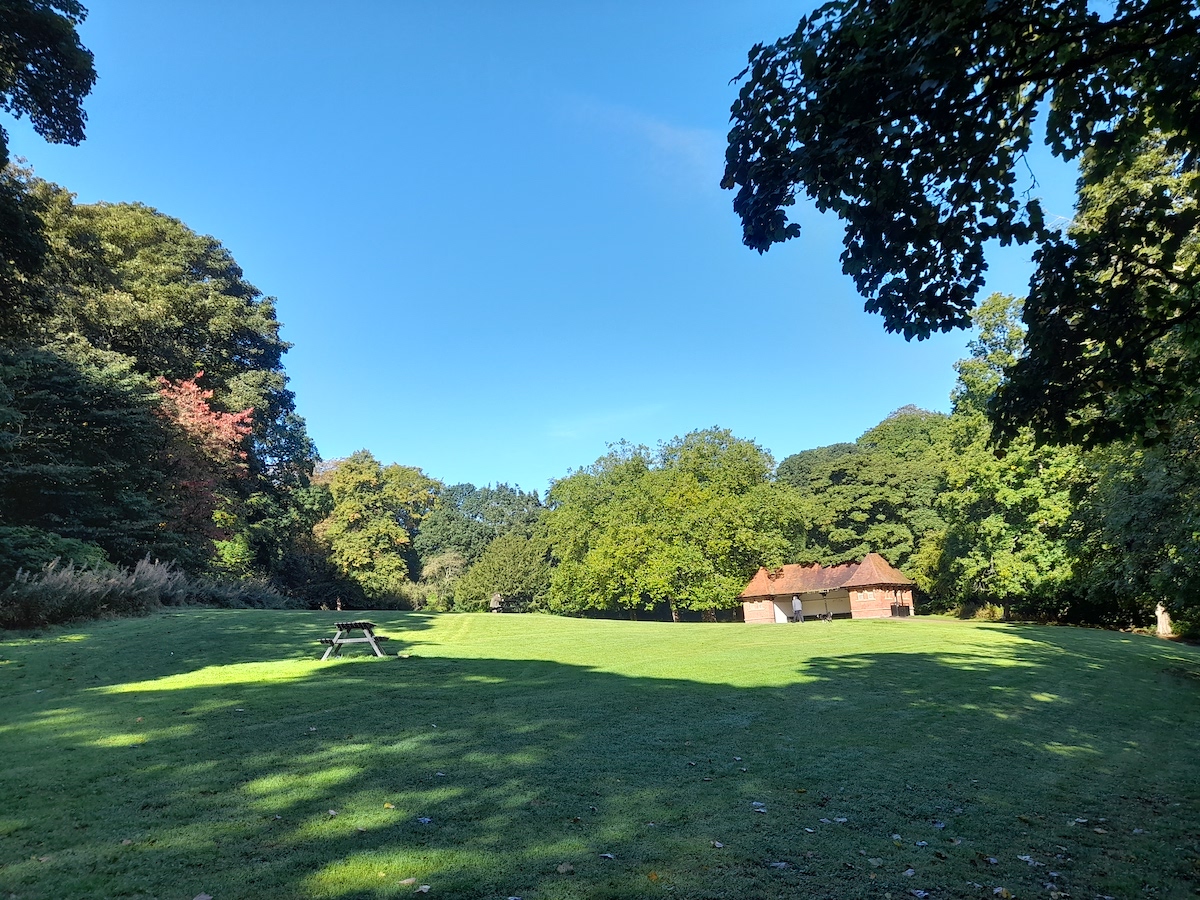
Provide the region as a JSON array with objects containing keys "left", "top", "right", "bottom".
[{"left": 738, "top": 553, "right": 913, "bottom": 599}]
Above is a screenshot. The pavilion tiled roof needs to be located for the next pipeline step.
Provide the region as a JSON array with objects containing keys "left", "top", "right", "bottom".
[{"left": 738, "top": 552, "right": 913, "bottom": 599}]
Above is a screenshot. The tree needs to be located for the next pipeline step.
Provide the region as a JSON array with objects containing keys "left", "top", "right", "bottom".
[
  {"left": 30, "top": 182, "right": 321, "bottom": 589},
  {"left": 314, "top": 451, "right": 440, "bottom": 602},
  {"left": 777, "top": 407, "right": 950, "bottom": 572},
  {"left": 0, "top": 341, "right": 184, "bottom": 571},
  {"left": 153, "top": 372, "right": 253, "bottom": 555},
  {"left": 914, "top": 295, "right": 1084, "bottom": 615},
  {"left": 544, "top": 430, "right": 810, "bottom": 619},
  {"left": 412, "top": 482, "right": 543, "bottom": 570},
  {"left": 0, "top": 0, "right": 95, "bottom": 166},
  {"left": 723, "top": 0, "right": 1200, "bottom": 443},
  {"left": 0, "top": 2, "right": 95, "bottom": 335},
  {"left": 453, "top": 531, "right": 552, "bottom": 612}
]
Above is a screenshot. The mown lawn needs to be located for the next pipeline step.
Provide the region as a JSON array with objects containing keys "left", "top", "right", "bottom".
[{"left": 1, "top": 611, "right": 1198, "bottom": 900}]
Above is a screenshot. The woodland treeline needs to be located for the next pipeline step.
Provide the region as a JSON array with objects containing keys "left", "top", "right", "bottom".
[
  {"left": 1, "top": 2, "right": 1197, "bottom": 634},
  {"left": 2, "top": 190, "right": 1195, "bottom": 637}
]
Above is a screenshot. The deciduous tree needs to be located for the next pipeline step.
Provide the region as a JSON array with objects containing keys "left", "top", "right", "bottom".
[{"left": 724, "top": 0, "right": 1200, "bottom": 444}]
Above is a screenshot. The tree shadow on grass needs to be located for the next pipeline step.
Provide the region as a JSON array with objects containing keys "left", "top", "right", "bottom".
[{"left": 2, "top": 618, "right": 1199, "bottom": 899}]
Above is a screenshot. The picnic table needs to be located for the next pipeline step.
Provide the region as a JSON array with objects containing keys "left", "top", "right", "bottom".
[{"left": 318, "top": 621, "right": 391, "bottom": 660}]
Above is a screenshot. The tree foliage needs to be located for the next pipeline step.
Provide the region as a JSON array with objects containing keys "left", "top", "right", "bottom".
[
  {"left": 914, "top": 295, "right": 1083, "bottom": 614},
  {"left": 777, "top": 406, "right": 948, "bottom": 571},
  {"left": 724, "top": 0, "right": 1200, "bottom": 443},
  {"left": 0, "top": 0, "right": 95, "bottom": 164},
  {"left": 545, "top": 430, "right": 809, "bottom": 619},
  {"left": 453, "top": 530, "right": 552, "bottom": 612},
  {"left": 314, "top": 451, "right": 440, "bottom": 601},
  {"left": 0, "top": 2, "right": 94, "bottom": 337},
  {"left": 413, "top": 482, "right": 543, "bottom": 570}
]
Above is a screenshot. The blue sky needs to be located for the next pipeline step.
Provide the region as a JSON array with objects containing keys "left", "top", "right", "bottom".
[{"left": 9, "top": 1, "right": 1078, "bottom": 494}]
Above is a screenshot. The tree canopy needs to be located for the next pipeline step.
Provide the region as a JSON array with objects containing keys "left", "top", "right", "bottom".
[
  {"left": 544, "top": 429, "right": 809, "bottom": 619},
  {"left": 723, "top": 0, "right": 1200, "bottom": 445}
]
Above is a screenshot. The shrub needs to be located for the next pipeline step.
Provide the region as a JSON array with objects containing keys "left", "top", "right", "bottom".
[
  {"left": 0, "top": 526, "right": 108, "bottom": 581},
  {"left": 0, "top": 558, "right": 183, "bottom": 627},
  {"left": 0, "top": 557, "right": 295, "bottom": 628}
]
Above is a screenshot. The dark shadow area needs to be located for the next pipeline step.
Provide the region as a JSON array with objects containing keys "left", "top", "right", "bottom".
[{"left": 1, "top": 615, "right": 1198, "bottom": 899}]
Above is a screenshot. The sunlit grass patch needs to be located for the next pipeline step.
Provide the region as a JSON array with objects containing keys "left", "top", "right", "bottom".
[{"left": 1, "top": 611, "right": 1198, "bottom": 899}]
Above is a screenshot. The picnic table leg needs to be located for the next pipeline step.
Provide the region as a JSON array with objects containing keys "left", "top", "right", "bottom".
[
  {"left": 364, "top": 628, "right": 386, "bottom": 657},
  {"left": 321, "top": 630, "right": 346, "bottom": 661}
]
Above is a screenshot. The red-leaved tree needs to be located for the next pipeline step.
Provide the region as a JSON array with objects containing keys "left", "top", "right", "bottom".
[{"left": 154, "top": 373, "right": 253, "bottom": 550}]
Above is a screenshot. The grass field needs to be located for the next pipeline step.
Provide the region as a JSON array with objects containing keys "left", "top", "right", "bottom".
[{"left": 2, "top": 612, "right": 1199, "bottom": 900}]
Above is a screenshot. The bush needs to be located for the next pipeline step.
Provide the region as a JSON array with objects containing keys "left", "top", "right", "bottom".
[
  {"left": 0, "top": 526, "right": 108, "bottom": 581},
  {"left": 0, "top": 557, "right": 296, "bottom": 628},
  {"left": 0, "top": 558, "right": 184, "bottom": 627}
]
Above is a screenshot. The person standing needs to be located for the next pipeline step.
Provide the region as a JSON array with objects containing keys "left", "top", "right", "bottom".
[{"left": 791, "top": 594, "right": 803, "bottom": 623}]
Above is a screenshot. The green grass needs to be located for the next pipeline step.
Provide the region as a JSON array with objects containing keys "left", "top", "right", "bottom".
[{"left": 2, "top": 612, "right": 1199, "bottom": 900}]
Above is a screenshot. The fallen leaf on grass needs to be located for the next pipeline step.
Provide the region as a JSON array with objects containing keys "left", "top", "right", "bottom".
[
  {"left": 916, "top": 841, "right": 928, "bottom": 847},
  {"left": 752, "top": 801, "right": 766, "bottom": 808},
  {"left": 356, "top": 827, "right": 367, "bottom": 833},
  {"left": 1093, "top": 827, "right": 1108, "bottom": 834},
  {"left": 903, "top": 868, "right": 916, "bottom": 877},
  {"left": 868, "top": 858, "right": 883, "bottom": 867},
  {"left": 834, "top": 817, "right": 848, "bottom": 823},
  {"left": 600, "top": 853, "right": 616, "bottom": 860},
  {"left": 993, "top": 889, "right": 1012, "bottom": 898},
  {"left": 193, "top": 894, "right": 212, "bottom": 900},
  {"left": 647, "top": 871, "right": 659, "bottom": 882},
  {"left": 37, "top": 856, "right": 51, "bottom": 863},
  {"left": 121, "top": 839, "right": 133, "bottom": 845},
  {"left": 415, "top": 886, "right": 430, "bottom": 894},
  {"left": 328, "top": 809, "right": 337, "bottom": 817},
  {"left": 711, "top": 841, "right": 724, "bottom": 848},
  {"left": 819, "top": 818, "right": 832, "bottom": 824},
  {"left": 399, "top": 878, "right": 416, "bottom": 885},
  {"left": 384, "top": 802, "right": 395, "bottom": 809},
  {"left": 804, "top": 828, "right": 815, "bottom": 834},
  {"left": 1017, "top": 855, "right": 1043, "bottom": 866},
  {"left": 556, "top": 862, "right": 574, "bottom": 874},
  {"left": 933, "top": 821, "right": 946, "bottom": 829},
  {"left": 911, "top": 891, "right": 930, "bottom": 899},
  {"left": 417, "top": 817, "right": 432, "bottom": 825}
]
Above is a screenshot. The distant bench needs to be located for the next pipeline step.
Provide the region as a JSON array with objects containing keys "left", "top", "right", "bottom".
[{"left": 319, "top": 621, "right": 391, "bottom": 660}]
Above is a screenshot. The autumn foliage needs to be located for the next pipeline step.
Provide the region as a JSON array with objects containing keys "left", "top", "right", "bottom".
[{"left": 155, "top": 373, "right": 253, "bottom": 541}]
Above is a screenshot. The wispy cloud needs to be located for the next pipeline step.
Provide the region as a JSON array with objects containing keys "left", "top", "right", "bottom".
[
  {"left": 566, "top": 96, "right": 725, "bottom": 193},
  {"left": 546, "top": 403, "right": 665, "bottom": 442}
]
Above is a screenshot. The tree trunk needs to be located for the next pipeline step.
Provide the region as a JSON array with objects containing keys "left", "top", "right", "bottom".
[
  {"left": 670, "top": 602, "right": 680, "bottom": 623},
  {"left": 702, "top": 609, "right": 716, "bottom": 623}
]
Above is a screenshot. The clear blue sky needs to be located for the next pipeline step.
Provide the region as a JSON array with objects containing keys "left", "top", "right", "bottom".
[{"left": 9, "top": 1, "right": 1078, "bottom": 495}]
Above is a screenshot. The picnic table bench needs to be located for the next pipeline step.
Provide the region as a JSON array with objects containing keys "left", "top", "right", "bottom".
[{"left": 319, "top": 621, "right": 390, "bottom": 660}]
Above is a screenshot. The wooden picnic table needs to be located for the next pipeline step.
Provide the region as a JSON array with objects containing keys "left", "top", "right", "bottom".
[{"left": 318, "top": 621, "right": 391, "bottom": 659}]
